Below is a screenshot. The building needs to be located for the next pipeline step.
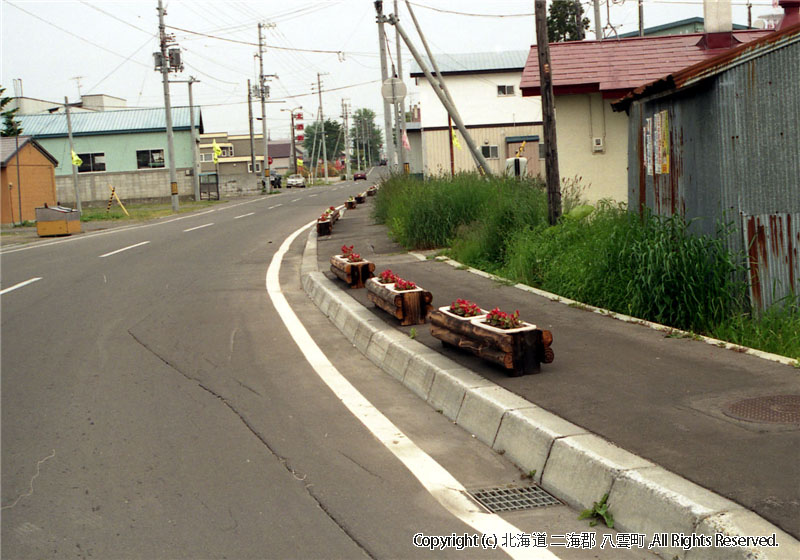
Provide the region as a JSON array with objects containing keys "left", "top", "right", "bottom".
[
  {"left": 1, "top": 136, "right": 58, "bottom": 225},
  {"left": 520, "top": 29, "right": 770, "bottom": 202},
  {"left": 612, "top": 23, "right": 800, "bottom": 311},
  {"left": 198, "top": 133, "right": 302, "bottom": 196},
  {"left": 16, "top": 107, "right": 202, "bottom": 204},
  {"left": 618, "top": 16, "right": 753, "bottom": 38},
  {"left": 7, "top": 93, "right": 127, "bottom": 116},
  {"left": 409, "top": 51, "right": 543, "bottom": 178}
]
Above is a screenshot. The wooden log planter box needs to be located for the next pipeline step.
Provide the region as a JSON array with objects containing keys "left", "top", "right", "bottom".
[
  {"left": 345, "top": 199, "right": 357, "bottom": 209},
  {"left": 316, "top": 219, "right": 332, "bottom": 236},
  {"left": 330, "top": 255, "right": 375, "bottom": 289},
  {"left": 366, "top": 186, "right": 377, "bottom": 196},
  {"left": 429, "top": 307, "right": 554, "bottom": 376},
  {"left": 366, "top": 279, "right": 433, "bottom": 326},
  {"left": 355, "top": 193, "right": 367, "bottom": 204}
]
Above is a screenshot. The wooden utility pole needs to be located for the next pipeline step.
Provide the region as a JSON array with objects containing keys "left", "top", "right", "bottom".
[
  {"left": 157, "top": 0, "right": 179, "bottom": 212},
  {"left": 248, "top": 79, "right": 257, "bottom": 178},
  {"left": 64, "top": 97, "right": 81, "bottom": 212},
  {"left": 593, "top": 0, "right": 602, "bottom": 39},
  {"left": 535, "top": 0, "right": 561, "bottom": 225}
]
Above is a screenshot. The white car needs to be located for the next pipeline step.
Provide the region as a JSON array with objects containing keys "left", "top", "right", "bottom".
[{"left": 287, "top": 174, "right": 306, "bottom": 188}]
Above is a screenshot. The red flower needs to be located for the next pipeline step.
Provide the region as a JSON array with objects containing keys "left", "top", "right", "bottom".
[
  {"left": 341, "top": 244, "right": 354, "bottom": 256},
  {"left": 378, "top": 269, "right": 396, "bottom": 283},
  {"left": 394, "top": 277, "right": 417, "bottom": 291},
  {"left": 449, "top": 298, "right": 482, "bottom": 317},
  {"left": 485, "top": 307, "right": 523, "bottom": 329}
]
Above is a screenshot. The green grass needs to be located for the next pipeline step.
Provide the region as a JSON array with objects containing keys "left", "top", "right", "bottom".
[
  {"left": 80, "top": 200, "right": 225, "bottom": 222},
  {"left": 372, "top": 173, "right": 799, "bottom": 360}
]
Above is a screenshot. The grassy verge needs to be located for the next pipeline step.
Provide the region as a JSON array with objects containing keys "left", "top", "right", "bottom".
[
  {"left": 373, "top": 174, "right": 799, "bottom": 360},
  {"left": 80, "top": 199, "right": 225, "bottom": 222}
]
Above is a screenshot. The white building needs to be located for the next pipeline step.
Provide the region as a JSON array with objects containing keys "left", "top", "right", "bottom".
[{"left": 410, "top": 51, "right": 543, "bottom": 177}]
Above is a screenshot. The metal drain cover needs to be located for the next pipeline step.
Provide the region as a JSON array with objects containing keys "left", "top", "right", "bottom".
[
  {"left": 722, "top": 395, "right": 800, "bottom": 424},
  {"left": 469, "top": 485, "right": 561, "bottom": 513}
]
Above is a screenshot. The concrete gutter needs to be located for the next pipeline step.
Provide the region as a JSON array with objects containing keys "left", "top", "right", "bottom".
[{"left": 300, "top": 225, "right": 799, "bottom": 560}]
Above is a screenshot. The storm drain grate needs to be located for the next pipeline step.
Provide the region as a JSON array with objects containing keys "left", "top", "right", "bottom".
[
  {"left": 469, "top": 485, "right": 561, "bottom": 513},
  {"left": 723, "top": 394, "right": 800, "bottom": 424}
]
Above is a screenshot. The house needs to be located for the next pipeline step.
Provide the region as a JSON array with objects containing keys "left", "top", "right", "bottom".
[
  {"left": 7, "top": 93, "right": 127, "bottom": 116},
  {"left": 612, "top": 23, "right": 800, "bottom": 311},
  {"left": 520, "top": 29, "right": 771, "bottom": 202},
  {"left": 198, "top": 133, "right": 303, "bottom": 195},
  {"left": 618, "top": 16, "right": 753, "bottom": 38},
  {"left": 1, "top": 136, "right": 58, "bottom": 225},
  {"left": 409, "top": 51, "right": 543, "bottom": 177},
  {"left": 16, "top": 107, "right": 202, "bottom": 204}
]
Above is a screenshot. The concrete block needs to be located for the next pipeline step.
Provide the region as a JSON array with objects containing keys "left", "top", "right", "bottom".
[
  {"left": 455, "top": 385, "right": 535, "bottom": 447},
  {"left": 381, "top": 340, "right": 415, "bottom": 381},
  {"left": 364, "top": 329, "right": 406, "bottom": 367},
  {"left": 351, "top": 317, "right": 383, "bottom": 354},
  {"left": 401, "top": 345, "right": 448, "bottom": 400},
  {"left": 541, "top": 434, "right": 654, "bottom": 513},
  {"left": 493, "top": 407, "right": 588, "bottom": 482},
  {"left": 688, "top": 510, "right": 800, "bottom": 560},
  {"left": 610, "top": 467, "right": 740, "bottom": 560},
  {"left": 426, "top": 367, "right": 494, "bottom": 422}
]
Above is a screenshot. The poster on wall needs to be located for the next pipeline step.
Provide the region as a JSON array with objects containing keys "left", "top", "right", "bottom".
[
  {"left": 659, "top": 110, "right": 670, "bottom": 174},
  {"left": 643, "top": 118, "right": 653, "bottom": 176},
  {"left": 654, "top": 112, "right": 662, "bottom": 174}
]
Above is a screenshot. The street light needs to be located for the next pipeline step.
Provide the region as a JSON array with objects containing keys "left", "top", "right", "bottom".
[{"left": 281, "top": 106, "right": 303, "bottom": 175}]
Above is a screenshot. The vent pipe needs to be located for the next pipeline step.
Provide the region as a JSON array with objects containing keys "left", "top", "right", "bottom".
[{"left": 778, "top": 1, "right": 800, "bottom": 30}]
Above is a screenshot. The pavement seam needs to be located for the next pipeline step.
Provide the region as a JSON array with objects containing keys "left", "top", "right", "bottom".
[
  {"left": 303, "top": 229, "right": 800, "bottom": 560},
  {"left": 413, "top": 253, "right": 799, "bottom": 370}
]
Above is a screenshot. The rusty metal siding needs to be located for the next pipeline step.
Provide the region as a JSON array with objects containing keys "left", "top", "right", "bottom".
[{"left": 626, "top": 36, "right": 799, "bottom": 310}]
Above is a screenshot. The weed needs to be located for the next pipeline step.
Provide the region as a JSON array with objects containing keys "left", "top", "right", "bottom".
[
  {"left": 409, "top": 327, "right": 417, "bottom": 340},
  {"left": 578, "top": 493, "right": 614, "bottom": 528}
]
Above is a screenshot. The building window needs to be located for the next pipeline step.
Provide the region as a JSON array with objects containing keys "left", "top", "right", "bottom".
[
  {"left": 200, "top": 153, "right": 214, "bottom": 163},
  {"left": 221, "top": 146, "right": 234, "bottom": 157},
  {"left": 539, "top": 143, "right": 546, "bottom": 159},
  {"left": 77, "top": 153, "right": 106, "bottom": 173},
  {"left": 248, "top": 162, "right": 262, "bottom": 173},
  {"left": 497, "top": 85, "right": 515, "bottom": 96},
  {"left": 136, "top": 149, "right": 165, "bottom": 169},
  {"left": 481, "top": 145, "right": 499, "bottom": 159}
]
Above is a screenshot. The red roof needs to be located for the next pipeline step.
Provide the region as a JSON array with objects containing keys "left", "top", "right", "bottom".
[{"left": 520, "top": 31, "right": 771, "bottom": 99}]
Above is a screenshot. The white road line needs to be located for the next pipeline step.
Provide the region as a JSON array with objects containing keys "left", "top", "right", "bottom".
[
  {"left": 266, "top": 224, "right": 556, "bottom": 560},
  {"left": 0, "top": 277, "right": 42, "bottom": 295},
  {"left": 268, "top": 204, "right": 283, "bottom": 210},
  {"left": 183, "top": 223, "right": 214, "bottom": 232},
  {"left": 291, "top": 198, "right": 301, "bottom": 203},
  {"left": 309, "top": 194, "right": 318, "bottom": 198},
  {"left": 234, "top": 212, "right": 255, "bottom": 219},
  {"left": 98, "top": 241, "right": 150, "bottom": 258}
]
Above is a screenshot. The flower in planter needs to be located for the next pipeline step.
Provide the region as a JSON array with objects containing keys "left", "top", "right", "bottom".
[
  {"left": 394, "top": 277, "right": 417, "bottom": 291},
  {"left": 341, "top": 244, "right": 354, "bottom": 256},
  {"left": 449, "top": 298, "right": 482, "bottom": 317},
  {"left": 485, "top": 307, "right": 524, "bottom": 329},
  {"left": 347, "top": 252, "right": 363, "bottom": 263},
  {"left": 329, "top": 206, "right": 336, "bottom": 212},
  {"left": 319, "top": 213, "right": 330, "bottom": 221},
  {"left": 347, "top": 196, "right": 356, "bottom": 202},
  {"left": 378, "top": 269, "right": 397, "bottom": 284}
]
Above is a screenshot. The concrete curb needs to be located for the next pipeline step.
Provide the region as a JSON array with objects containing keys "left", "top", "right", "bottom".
[{"left": 300, "top": 229, "right": 799, "bottom": 560}]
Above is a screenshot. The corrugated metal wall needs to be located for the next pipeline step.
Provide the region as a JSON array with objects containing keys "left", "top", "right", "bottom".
[{"left": 627, "top": 38, "right": 799, "bottom": 310}]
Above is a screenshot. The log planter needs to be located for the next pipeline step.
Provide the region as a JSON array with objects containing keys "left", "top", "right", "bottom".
[
  {"left": 330, "top": 255, "right": 375, "bottom": 289},
  {"left": 429, "top": 306, "right": 554, "bottom": 376},
  {"left": 366, "top": 186, "right": 377, "bottom": 196},
  {"left": 355, "top": 193, "right": 367, "bottom": 204},
  {"left": 366, "top": 278, "right": 433, "bottom": 326},
  {"left": 345, "top": 199, "right": 357, "bottom": 209},
  {"left": 317, "top": 219, "right": 332, "bottom": 236}
]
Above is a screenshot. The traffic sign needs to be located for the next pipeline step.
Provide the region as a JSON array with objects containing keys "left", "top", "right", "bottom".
[{"left": 381, "top": 78, "right": 407, "bottom": 103}]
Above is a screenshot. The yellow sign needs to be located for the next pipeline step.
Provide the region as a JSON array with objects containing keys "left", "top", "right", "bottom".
[
  {"left": 212, "top": 139, "right": 222, "bottom": 164},
  {"left": 71, "top": 150, "right": 82, "bottom": 167},
  {"left": 451, "top": 129, "right": 462, "bottom": 150}
]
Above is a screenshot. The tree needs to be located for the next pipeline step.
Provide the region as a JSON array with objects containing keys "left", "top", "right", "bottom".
[
  {"left": 349, "top": 108, "right": 382, "bottom": 168},
  {"left": 547, "top": 0, "right": 589, "bottom": 42},
  {"left": 0, "top": 86, "right": 23, "bottom": 137},
  {"left": 302, "top": 118, "right": 342, "bottom": 166}
]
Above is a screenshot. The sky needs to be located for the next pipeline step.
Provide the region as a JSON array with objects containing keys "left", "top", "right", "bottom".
[{"left": 1, "top": 0, "right": 785, "bottom": 139}]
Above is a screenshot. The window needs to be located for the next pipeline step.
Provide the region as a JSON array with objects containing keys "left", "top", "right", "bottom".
[
  {"left": 481, "top": 145, "right": 499, "bottom": 159},
  {"left": 221, "top": 146, "right": 234, "bottom": 157},
  {"left": 247, "top": 162, "right": 262, "bottom": 173},
  {"left": 497, "top": 85, "right": 515, "bottom": 96},
  {"left": 539, "top": 143, "right": 546, "bottom": 159},
  {"left": 136, "top": 149, "right": 165, "bottom": 169},
  {"left": 200, "top": 153, "right": 214, "bottom": 163},
  {"left": 77, "top": 153, "right": 105, "bottom": 173}
]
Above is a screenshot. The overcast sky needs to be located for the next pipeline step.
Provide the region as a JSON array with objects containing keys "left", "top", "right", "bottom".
[{"left": 1, "top": 1, "right": 784, "bottom": 138}]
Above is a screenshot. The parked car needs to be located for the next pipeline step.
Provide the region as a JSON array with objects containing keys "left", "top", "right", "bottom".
[
  {"left": 354, "top": 171, "right": 367, "bottom": 181},
  {"left": 270, "top": 172, "right": 282, "bottom": 188},
  {"left": 287, "top": 174, "right": 306, "bottom": 188}
]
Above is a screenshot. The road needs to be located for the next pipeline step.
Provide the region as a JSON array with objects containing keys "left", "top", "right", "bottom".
[{"left": 1, "top": 174, "right": 652, "bottom": 559}]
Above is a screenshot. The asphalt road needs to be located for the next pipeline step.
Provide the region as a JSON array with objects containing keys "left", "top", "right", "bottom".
[{"left": 1, "top": 173, "right": 652, "bottom": 560}]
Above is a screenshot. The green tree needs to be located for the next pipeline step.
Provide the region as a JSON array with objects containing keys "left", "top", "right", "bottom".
[
  {"left": 1, "top": 86, "right": 23, "bottom": 137},
  {"left": 302, "top": 118, "right": 342, "bottom": 166},
  {"left": 547, "top": 0, "right": 590, "bottom": 42},
  {"left": 349, "top": 108, "right": 383, "bottom": 168}
]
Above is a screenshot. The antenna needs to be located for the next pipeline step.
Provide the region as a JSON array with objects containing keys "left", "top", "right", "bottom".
[{"left": 71, "top": 76, "right": 84, "bottom": 98}]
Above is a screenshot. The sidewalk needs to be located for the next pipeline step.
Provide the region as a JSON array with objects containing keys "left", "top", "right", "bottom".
[{"left": 302, "top": 194, "right": 800, "bottom": 560}]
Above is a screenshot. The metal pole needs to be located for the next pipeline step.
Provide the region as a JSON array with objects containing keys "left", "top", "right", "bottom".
[
  {"left": 188, "top": 77, "right": 200, "bottom": 201},
  {"left": 64, "top": 97, "right": 81, "bottom": 212},
  {"left": 447, "top": 114, "right": 454, "bottom": 177},
  {"left": 317, "top": 73, "right": 329, "bottom": 184},
  {"left": 639, "top": 0, "right": 644, "bottom": 37},
  {"left": 248, "top": 79, "right": 257, "bottom": 180},
  {"left": 594, "top": 0, "right": 602, "bottom": 40},
  {"left": 342, "top": 100, "right": 351, "bottom": 181},
  {"left": 290, "top": 110, "right": 298, "bottom": 175},
  {"left": 14, "top": 134, "right": 22, "bottom": 223},
  {"left": 375, "top": 1, "right": 396, "bottom": 171},
  {"left": 158, "top": 0, "right": 179, "bottom": 212},
  {"left": 258, "top": 22, "right": 271, "bottom": 194},
  {"left": 394, "top": 0, "right": 407, "bottom": 171},
  {"left": 535, "top": 0, "right": 562, "bottom": 225}
]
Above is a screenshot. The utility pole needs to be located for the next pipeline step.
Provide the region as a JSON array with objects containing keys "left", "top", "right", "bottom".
[
  {"left": 639, "top": 0, "right": 644, "bottom": 37},
  {"left": 394, "top": 0, "right": 407, "bottom": 171},
  {"left": 157, "top": 0, "right": 180, "bottom": 212},
  {"left": 342, "top": 99, "right": 352, "bottom": 181},
  {"left": 248, "top": 79, "right": 257, "bottom": 180},
  {"left": 575, "top": 0, "right": 584, "bottom": 40},
  {"left": 257, "top": 22, "right": 275, "bottom": 193},
  {"left": 187, "top": 77, "right": 200, "bottom": 201},
  {"left": 535, "top": 0, "right": 561, "bottom": 225},
  {"left": 593, "top": 0, "right": 602, "bottom": 40},
  {"left": 64, "top": 97, "right": 81, "bottom": 212},
  {"left": 315, "top": 73, "right": 329, "bottom": 184},
  {"left": 375, "top": 1, "right": 396, "bottom": 170}
]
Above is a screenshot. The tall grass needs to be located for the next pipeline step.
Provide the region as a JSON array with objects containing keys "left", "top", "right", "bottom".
[{"left": 372, "top": 173, "right": 799, "bottom": 359}]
